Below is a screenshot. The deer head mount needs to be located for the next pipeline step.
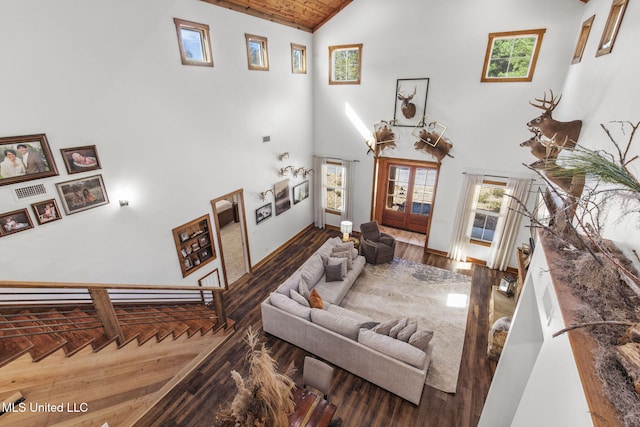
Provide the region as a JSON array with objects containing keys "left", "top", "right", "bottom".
[
  {"left": 397, "top": 86, "right": 417, "bottom": 119},
  {"left": 527, "top": 90, "right": 583, "bottom": 152}
]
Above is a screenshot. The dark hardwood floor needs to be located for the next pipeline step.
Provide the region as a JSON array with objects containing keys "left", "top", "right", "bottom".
[{"left": 137, "top": 227, "right": 507, "bottom": 427}]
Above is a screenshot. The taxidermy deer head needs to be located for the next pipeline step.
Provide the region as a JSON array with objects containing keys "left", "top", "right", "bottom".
[
  {"left": 397, "top": 86, "right": 417, "bottom": 119},
  {"left": 527, "top": 90, "right": 582, "bottom": 151},
  {"left": 520, "top": 136, "right": 561, "bottom": 161},
  {"left": 414, "top": 130, "right": 453, "bottom": 162}
]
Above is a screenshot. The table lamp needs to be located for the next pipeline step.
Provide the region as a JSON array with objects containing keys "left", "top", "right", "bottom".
[{"left": 340, "top": 221, "right": 353, "bottom": 242}]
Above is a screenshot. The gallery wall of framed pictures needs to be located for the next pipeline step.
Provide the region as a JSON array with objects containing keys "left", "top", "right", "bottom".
[{"left": 0, "top": 133, "right": 109, "bottom": 239}]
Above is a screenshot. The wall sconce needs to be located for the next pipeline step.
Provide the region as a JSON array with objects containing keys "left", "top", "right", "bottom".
[
  {"left": 119, "top": 200, "right": 129, "bottom": 207},
  {"left": 340, "top": 220, "right": 353, "bottom": 242},
  {"left": 279, "top": 152, "right": 290, "bottom": 161},
  {"left": 259, "top": 189, "right": 274, "bottom": 201},
  {"left": 279, "top": 165, "right": 295, "bottom": 177},
  {"left": 294, "top": 167, "right": 313, "bottom": 178}
]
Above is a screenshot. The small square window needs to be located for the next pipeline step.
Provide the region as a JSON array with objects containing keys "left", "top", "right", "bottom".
[
  {"left": 173, "top": 18, "right": 213, "bottom": 67},
  {"left": 291, "top": 43, "right": 307, "bottom": 74},
  {"left": 329, "top": 44, "right": 362, "bottom": 85},
  {"left": 481, "top": 29, "right": 545, "bottom": 82},
  {"left": 245, "top": 34, "right": 269, "bottom": 71},
  {"left": 596, "top": 0, "right": 629, "bottom": 57}
]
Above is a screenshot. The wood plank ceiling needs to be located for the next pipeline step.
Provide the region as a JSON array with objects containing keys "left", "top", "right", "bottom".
[{"left": 200, "top": 0, "right": 353, "bottom": 33}]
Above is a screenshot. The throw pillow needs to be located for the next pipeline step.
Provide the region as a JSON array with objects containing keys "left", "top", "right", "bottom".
[
  {"left": 373, "top": 319, "right": 399, "bottom": 335},
  {"left": 389, "top": 317, "right": 408, "bottom": 339},
  {"left": 333, "top": 241, "right": 354, "bottom": 252},
  {"left": 290, "top": 289, "right": 310, "bottom": 307},
  {"left": 325, "top": 257, "right": 347, "bottom": 281},
  {"left": 330, "top": 251, "right": 353, "bottom": 270},
  {"left": 409, "top": 330, "right": 434, "bottom": 352},
  {"left": 309, "top": 288, "right": 323, "bottom": 309},
  {"left": 298, "top": 278, "right": 310, "bottom": 299},
  {"left": 360, "top": 321, "right": 380, "bottom": 329},
  {"left": 397, "top": 321, "right": 418, "bottom": 342}
]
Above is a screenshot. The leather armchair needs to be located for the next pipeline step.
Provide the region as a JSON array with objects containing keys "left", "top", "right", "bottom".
[{"left": 359, "top": 221, "right": 396, "bottom": 264}]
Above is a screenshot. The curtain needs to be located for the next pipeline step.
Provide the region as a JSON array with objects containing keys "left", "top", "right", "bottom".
[
  {"left": 448, "top": 173, "right": 484, "bottom": 262},
  {"left": 312, "top": 156, "right": 325, "bottom": 228},
  {"left": 341, "top": 160, "right": 355, "bottom": 222},
  {"left": 488, "top": 177, "right": 532, "bottom": 270}
]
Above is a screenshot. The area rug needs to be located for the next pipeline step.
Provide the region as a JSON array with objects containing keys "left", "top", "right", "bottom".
[{"left": 340, "top": 258, "right": 472, "bottom": 394}]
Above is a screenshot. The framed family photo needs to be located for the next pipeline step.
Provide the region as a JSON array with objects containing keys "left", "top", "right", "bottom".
[
  {"left": 0, "top": 134, "right": 58, "bottom": 186},
  {"left": 0, "top": 208, "right": 34, "bottom": 237},
  {"left": 60, "top": 145, "right": 101, "bottom": 174},
  {"left": 31, "top": 198, "right": 62, "bottom": 225},
  {"left": 56, "top": 174, "right": 109, "bottom": 215}
]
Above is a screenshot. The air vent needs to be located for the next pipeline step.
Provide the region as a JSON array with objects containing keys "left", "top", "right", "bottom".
[{"left": 14, "top": 183, "right": 47, "bottom": 200}]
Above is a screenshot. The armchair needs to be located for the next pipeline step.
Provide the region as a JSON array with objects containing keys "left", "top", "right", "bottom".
[{"left": 359, "top": 221, "right": 396, "bottom": 264}]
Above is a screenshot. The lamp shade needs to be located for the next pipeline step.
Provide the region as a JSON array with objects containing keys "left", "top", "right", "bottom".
[{"left": 340, "top": 221, "right": 353, "bottom": 234}]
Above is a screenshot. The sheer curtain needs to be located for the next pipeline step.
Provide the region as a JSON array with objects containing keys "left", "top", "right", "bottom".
[
  {"left": 312, "top": 156, "right": 326, "bottom": 228},
  {"left": 341, "top": 160, "right": 355, "bottom": 222},
  {"left": 488, "top": 177, "right": 532, "bottom": 270},
  {"left": 448, "top": 174, "right": 484, "bottom": 262}
]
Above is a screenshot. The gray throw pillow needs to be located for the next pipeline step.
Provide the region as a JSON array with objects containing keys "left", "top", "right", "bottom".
[
  {"left": 360, "top": 321, "right": 380, "bottom": 329},
  {"left": 325, "top": 263, "right": 344, "bottom": 282},
  {"left": 397, "top": 321, "right": 418, "bottom": 342},
  {"left": 333, "top": 241, "right": 354, "bottom": 252},
  {"left": 373, "top": 319, "right": 399, "bottom": 335},
  {"left": 290, "top": 289, "right": 310, "bottom": 307},
  {"left": 298, "top": 278, "right": 310, "bottom": 299},
  {"left": 409, "top": 330, "right": 434, "bottom": 352},
  {"left": 389, "top": 317, "right": 408, "bottom": 339},
  {"left": 330, "top": 251, "right": 353, "bottom": 269}
]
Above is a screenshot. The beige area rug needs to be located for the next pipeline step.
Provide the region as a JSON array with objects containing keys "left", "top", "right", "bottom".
[
  {"left": 340, "top": 258, "right": 472, "bottom": 394},
  {"left": 220, "top": 222, "right": 246, "bottom": 284}
]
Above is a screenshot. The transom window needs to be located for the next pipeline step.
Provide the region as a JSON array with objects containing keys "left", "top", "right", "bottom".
[
  {"left": 245, "top": 34, "right": 269, "bottom": 71},
  {"left": 471, "top": 182, "right": 506, "bottom": 244},
  {"left": 324, "top": 162, "right": 346, "bottom": 212}
]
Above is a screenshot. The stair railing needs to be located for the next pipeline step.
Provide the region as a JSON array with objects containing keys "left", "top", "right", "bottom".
[{"left": 0, "top": 280, "right": 227, "bottom": 346}]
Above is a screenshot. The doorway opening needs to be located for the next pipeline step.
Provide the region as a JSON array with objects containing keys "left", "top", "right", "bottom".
[
  {"left": 211, "top": 189, "right": 251, "bottom": 286},
  {"left": 373, "top": 157, "right": 440, "bottom": 248}
]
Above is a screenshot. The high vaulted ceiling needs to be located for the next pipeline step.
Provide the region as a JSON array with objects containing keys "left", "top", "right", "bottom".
[{"left": 200, "top": 0, "right": 353, "bottom": 33}]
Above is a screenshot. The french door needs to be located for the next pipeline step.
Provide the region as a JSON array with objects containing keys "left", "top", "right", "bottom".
[{"left": 375, "top": 158, "right": 440, "bottom": 236}]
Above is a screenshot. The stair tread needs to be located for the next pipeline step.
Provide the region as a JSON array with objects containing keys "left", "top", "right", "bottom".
[
  {"left": 0, "top": 315, "right": 35, "bottom": 367},
  {"left": 37, "top": 311, "right": 98, "bottom": 356},
  {"left": 8, "top": 313, "right": 68, "bottom": 361},
  {"left": 115, "top": 308, "right": 161, "bottom": 345}
]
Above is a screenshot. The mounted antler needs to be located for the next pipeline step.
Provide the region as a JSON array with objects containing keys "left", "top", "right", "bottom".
[{"left": 529, "top": 90, "right": 562, "bottom": 115}]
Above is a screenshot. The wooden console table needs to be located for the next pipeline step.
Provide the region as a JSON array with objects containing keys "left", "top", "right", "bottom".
[{"left": 289, "top": 387, "right": 337, "bottom": 427}]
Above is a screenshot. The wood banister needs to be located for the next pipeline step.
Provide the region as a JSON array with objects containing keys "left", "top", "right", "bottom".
[
  {"left": 89, "top": 289, "right": 125, "bottom": 345},
  {"left": 0, "top": 280, "right": 222, "bottom": 292}
]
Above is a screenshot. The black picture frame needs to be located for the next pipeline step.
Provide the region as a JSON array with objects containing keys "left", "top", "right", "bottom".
[
  {"left": 293, "top": 180, "right": 310, "bottom": 204},
  {"left": 393, "top": 78, "right": 429, "bottom": 127},
  {"left": 256, "top": 203, "right": 272, "bottom": 224}
]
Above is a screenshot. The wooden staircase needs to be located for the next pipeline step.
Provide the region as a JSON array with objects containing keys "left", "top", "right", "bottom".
[{"left": 0, "top": 281, "right": 236, "bottom": 426}]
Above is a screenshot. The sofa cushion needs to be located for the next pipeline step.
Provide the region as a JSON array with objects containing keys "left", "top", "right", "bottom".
[
  {"left": 409, "top": 330, "right": 434, "bottom": 352},
  {"left": 358, "top": 328, "right": 427, "bottom": 369},
  {"left": 397, "top": 321, "right": 418, "bottom": 342},
  {"left": 290, "top": 289, "right": 310, "bottom": 307},
  {"left": 311, "top": 308, "right": 361, "bottom": 341},
  {"left": 327, "top": 305, "right": 375, "bottom": 323},
  {"left": 373, "top": 319, "right": 399, "bottom": 335},
  {"left": 300, "top": 254, "right": 325, "bottom": 286},
  {"left": 269, "top": 292, "right": 311, "bottom": 320},
  {"left": 330, "top": 251, "right": 353, "bottom": 269},
  {"left": 389, "top": 318, "right": 409, "bottom": 339},
  {"left": 332, "top": 241, "right": 354, "bottom": 252},
  {"left": 276, "top": 271, "right": 302, "bottom": 296}
]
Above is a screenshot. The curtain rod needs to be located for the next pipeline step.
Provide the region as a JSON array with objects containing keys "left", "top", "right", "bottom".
[
  {"left": 314, "top": 155, "right": 360, "bottom": 163},
  {"left": 462, "top": 171, "right": 536, "bottom": 181}
]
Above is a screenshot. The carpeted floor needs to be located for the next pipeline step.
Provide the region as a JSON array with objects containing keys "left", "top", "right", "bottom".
[{"left": 340, "top": 258, "right": 472, "bottom": 394}]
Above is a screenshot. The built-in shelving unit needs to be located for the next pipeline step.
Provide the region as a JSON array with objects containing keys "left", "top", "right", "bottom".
[{"left": 172, "top": 215, "right": 216, "bottom": 277}]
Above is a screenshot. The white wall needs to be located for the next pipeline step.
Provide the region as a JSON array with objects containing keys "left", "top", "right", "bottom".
[
  {"left": 559, "top": 0, "right": 640, "bottom": 247},
  {"left": 312, "top": 0, "right": 583, "bottom": 265},
  {"left": 0, "top": 0, "right": 313, "bottom": 286}
]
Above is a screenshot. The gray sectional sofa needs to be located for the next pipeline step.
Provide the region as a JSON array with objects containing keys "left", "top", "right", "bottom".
[{"left": 261, "top": 237, "right": 433, "bottom": 405}]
